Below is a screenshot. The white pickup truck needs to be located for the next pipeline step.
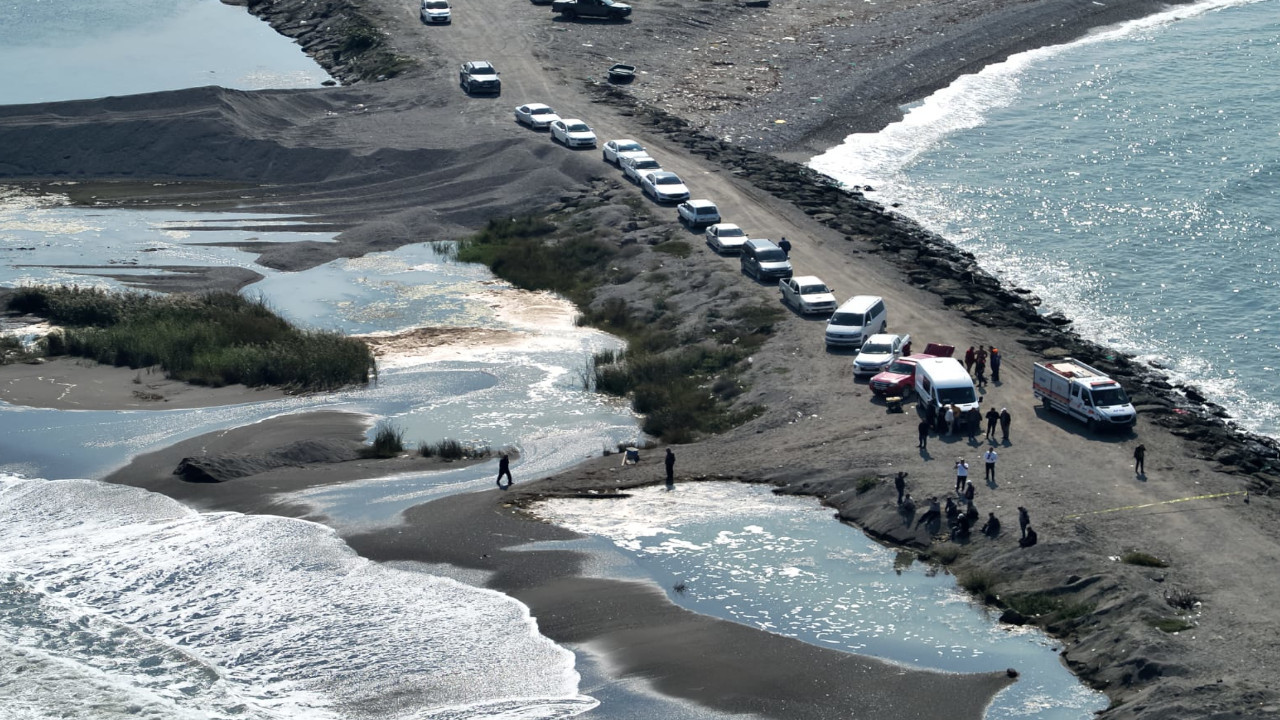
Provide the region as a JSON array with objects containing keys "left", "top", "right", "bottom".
[{"left": 1033, "top": 358, "right": 1137, "bottom": 431}]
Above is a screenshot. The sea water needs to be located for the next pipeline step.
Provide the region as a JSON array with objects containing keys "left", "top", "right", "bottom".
[
  {"left": 0, "top": 0, "right": 331, "bottom": 105},
  {"left": 810, "top": 0, "right": 1280, "bottom": 438},
  {"left": 534, "top": 483, "right": 1109, "bottom": 719}
]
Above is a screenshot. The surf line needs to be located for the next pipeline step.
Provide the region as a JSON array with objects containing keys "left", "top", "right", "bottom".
[{"left": 1063, "top": 490, "right": 1248, "bottom": 520}]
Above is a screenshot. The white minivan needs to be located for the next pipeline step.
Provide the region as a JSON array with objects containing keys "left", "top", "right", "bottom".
[
  {"left": 824, "top": 295, "right": 887, "bottom": 349},
  {"left": 914, "top": 357, "right": 980, "bottom": 417}
]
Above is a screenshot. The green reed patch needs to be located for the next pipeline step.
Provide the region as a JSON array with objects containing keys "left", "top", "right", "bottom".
[
  {"left": 8, "top": 286, "right": 374, "bottom": 391},
  {"left": 1121, "top": 551, "right": 1169, "bottom": 568},
  {"left": 363, "top": 422, "right": 405, "bottom": 459}
]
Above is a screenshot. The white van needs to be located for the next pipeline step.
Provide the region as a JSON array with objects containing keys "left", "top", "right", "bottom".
[
  {"left": 914, "top": 357, "right": 980, "bottom": 416},
  {"left": 824, "top": 295, "right": 887, "bottom": 349}
]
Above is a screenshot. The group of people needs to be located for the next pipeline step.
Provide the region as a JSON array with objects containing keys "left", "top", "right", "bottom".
[
  {"left": 918, "top": 405, "right": 1011, "bottom": 446},
  {"left": 895, "top": 468, "right": 1038, "bottom": 548},
  {"left": 963, "top": 345, "right": 1001, "bottom": 386}
]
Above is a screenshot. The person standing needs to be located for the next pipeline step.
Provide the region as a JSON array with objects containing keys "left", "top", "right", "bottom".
[
  {"left": 990, "top": 347, "right": 1002, "bottom": 382},
  {"left": 999, "top": 407, "right": 1012, "bottom": 442},
  {"left": 1134, "top": 444, "right": 1146, "bottom": 475},
  {"left": 1018, "top": 506, "right": 1030, "bottom": 540},
  {"left": 894, "top": 471, "right": 907, "bottom": 505},
  {"left": 963, "top": 480, "right": 976, "bottom": 504},
  {"left": 977, "top": 345, "right": 989, "bottom": 368},
  {"left": 778, "top": 236, "right": 792, "bottom": 257},
  {"left": 966, "top": 407, "right": 980, "bottom": 441},
  {"left": 974, "top": 357, "right": 987, "bottom": 388},
  {"left": 955, "top": 457, "right": 969, "bottom": 494},
  {"left": 945, "top": 405, "right": 956, "bottom": 435},
  {"left": 496, "top": 453, "right": 513, "bottom": 488},
  {"left": 985, "top": 407, "right": 1000, "bottom": 440},
  {"left": 983, "top": 448, "right": 998, "bottom": 483},
  {"left": 964, "top": 346, "right": 976, "bottom": 375},
  {"left": 917, "top": 418, "right": 930, "bottom": 449},
  {"left": 664, "top": 448, "right": 676, "bottom": 489}
]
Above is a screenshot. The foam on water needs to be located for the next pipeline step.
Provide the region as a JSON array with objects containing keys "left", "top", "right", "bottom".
[
  {"left": 534, "top": 483, "right": 1107, "bottom": 719},
  {"left": 0, "top": 474, "right": 597, "bottom": 720},
  {"left": 810, "top": 0, "right": 1280, "bottom": 437}
]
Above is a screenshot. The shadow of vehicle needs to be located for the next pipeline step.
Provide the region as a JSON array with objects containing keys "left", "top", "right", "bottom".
[{"left": 1032, "top": 404, "right": 1136, "bottom": 442}]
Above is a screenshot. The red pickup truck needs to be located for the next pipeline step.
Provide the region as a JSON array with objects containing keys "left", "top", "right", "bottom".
[{"left": 869, "top": 343, "right": 955, "bottom": 397}]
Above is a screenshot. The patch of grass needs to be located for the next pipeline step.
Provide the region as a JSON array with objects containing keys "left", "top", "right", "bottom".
[
  {"left": 855, "top": 475, "right": 878, "bottom": 494},
  {"left": 1149, "top": 617, "right": 1194, "bottom": 633},
  {"left": 929, "top": 545, "right": 960, "bottom": 565},
  {"left": 1164, "top": 587, "right": 1200, "bottom": 611},
  {"left": 456, "top": 216, "right": 612, "bottom": 305},
  {"left": 1005, "top": 592, "right": 1096, "bottom": 622},
  {"left": 418, "top": 439, "right": 493, "bottom": 459},
  {"left": 362, "top": 422, "right": 404, "bottom": 459},
  {"left": 0, "top": 335, "right": 38, "bottom": 365},
  {"left": 653, "top": 240, "right": 692, "bottom": 258},
  {"left": 8, "top": 286, "right": 374, "bottom": 391},
  {"left": 1122, "top": 551, "right": 1169, "bottom": 568},
  {"left": 957, "top": 569, "right": 1001, "bottom": 602}
]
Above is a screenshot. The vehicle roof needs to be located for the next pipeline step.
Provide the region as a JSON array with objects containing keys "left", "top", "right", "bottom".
[
  {"left": 864, "top": 333, "right": 900, "bottom": 343},
  {"left": 520, "top": 102, "right": 552, "bottom": 110},
  {"left": 649, "top": 171, "right": 681, "bottom": 180},
  {"left": 791, "top": 275, "right": 825, "bottom": 286},
  {"left": 686, "top": 199, "right": 716, "bottom": 208},
  {"left": 900, "top": 353, "right": 935, "bottom": 362},
  {"left": 916, "top": 357, "right": 974, "bottom": 384},
  {"left": 744, "top": 238, "right": 778, "bottom": 249},
  {"left": 609, "top": 139, "right": 641, "bottom": 146},
  {"left": 836, "top": 295, "right": 882, "bottom": 312},
  {"left": 626, "top": 154, "right": 657, "bottom": 164},
  {"left": 467, "top": 61, "right": 495, "bottom": 69},
  {"left": 709, "top": 222, "right": 740, "bottom": 231},
  {"left": 560, "top": 118, "right": 589, "bottom": 126}
]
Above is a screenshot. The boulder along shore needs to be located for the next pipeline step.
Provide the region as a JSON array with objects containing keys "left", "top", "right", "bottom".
[{"left": 6, "top": 0, "right": 1280, "bottom": 718}]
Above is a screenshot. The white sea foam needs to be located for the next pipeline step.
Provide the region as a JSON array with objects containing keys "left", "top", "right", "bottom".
[{"left": 0, "top": 475, "right": 596, "bottom": 720}]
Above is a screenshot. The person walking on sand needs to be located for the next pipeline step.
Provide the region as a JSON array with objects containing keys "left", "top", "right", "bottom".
[
  {"left": 1134, "top": 444, "right": 1146, "bottom": 475},
  {"left": 778, "top": 236, "right": 792, "bottom": 257},
  {"left": 945, "top": 405, "right": 956, "bottom": 436},
  {"left": 954, "top": 457, "right": 969, "bottom": 493},
  {"left": 895, "top": 471, "right": 907, "bottom": 505},
  {"left": 664, "top": 448, "right": 676, "bottom": 490},
  {"left": 1000, "top": 407, "right": 1012, "bottom": 442},
  {"left": 990, "top": 347, "right": 1002, "bottom": 383},
  {"left": 964, "top": 346, "right": 976, "bottom": 375},
  {"left": 918, "top": 418, "right": 930, "bottom": 449},
  {"left": 496, "top": 453, "right": 512, "bottom": 488},
  {"left": 983, "top": 448, "right": 998, "bottom": 483},
  {"left": 985, "top": 407, "right": 1000, "bottom": 440},
  {"left": 1018, "top": 506, "right": 1030, "bottom": 540}
]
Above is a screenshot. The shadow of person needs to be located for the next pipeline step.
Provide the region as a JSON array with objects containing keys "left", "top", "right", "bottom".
[
  {"left": 1137, "top": 472, "right": 1147, "bottom": 482},
  {"left": 919, "top": 448, "right": 932, "bottom": 461},
  {"left": 986, "top": 478, "right": 998, "bottom": 489}
]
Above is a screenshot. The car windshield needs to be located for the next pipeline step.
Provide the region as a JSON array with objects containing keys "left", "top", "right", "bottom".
[
  {"left": 1091, "top": 387, "right": 1130, "bottom": 406},
  {"left": 937, "top": 386, "right": 977, "bottom": 404},
  {"left": 756, "top": 249, "right": 786, "bottom": 262},
  {"left": 617, "top": 142, "right": 643, "bottom": 152},
  {"left": 426, "top": 2, "right": 448, "bottom": 8},
  {"left": 800, "top": 283, "right": 829, "bottom": 294},
  {"left": 860, "top": 343, "right": 893, "bottom": 354},
  {"left": 567, "top": 123, "right": 590, "bottom": 133},
  {"left": 830, "top": 312, "right": 864, "bottom": 326},
  {"left": 531, "top": 107, "right": 554, "bottom": 115},
  {"left": 472, "top": 64, "right": 494, "bottom": 73},
  {"left": 886, "top": 360, "right": 914, "bottom": 374},
  {"left": 656, "top": 176, "right": 682, "bottom": 185},
  {"left": 634, "top": 160, "right": 659, "bottom": 169},
  {"left": 717, "top": 227, "right": 744, "bottom": 237}
]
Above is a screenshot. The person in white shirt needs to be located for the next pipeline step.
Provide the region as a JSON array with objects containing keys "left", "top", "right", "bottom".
[
  {"left": 954, "top": 457, "right": 969, "bottom": 493},
  {"left": 984, "top": 448, "right": 998, "bottom": 482}
]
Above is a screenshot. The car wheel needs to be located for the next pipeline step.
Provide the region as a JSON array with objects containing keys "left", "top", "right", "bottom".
[{"left": 565, "top": 8, "right": 576, "bottom": 18}]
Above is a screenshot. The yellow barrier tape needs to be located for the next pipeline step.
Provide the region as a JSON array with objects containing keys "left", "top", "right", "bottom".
[{"left": 1063, "top": 490, "right": 1248, "bottom": 520}]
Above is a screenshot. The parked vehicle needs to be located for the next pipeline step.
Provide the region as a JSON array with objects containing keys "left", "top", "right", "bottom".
[
  {"left": 459, "top": 61, "right": 500, "bottom": 95},
  {"left": 551, "top": 0, "right": 632, "bottom": 19},
  {"left": 1033, "top": 358, "right": 1137, "bottom": 431},
  {"left": 853, "top": 333, "right": 911, "bottom": 378},
  {"left": 824, "top": 295, "right": 886, "bottom": 349},
  {"left": 705, "top": 223, "right": 748, "bottom": 254},
  {"left": 421, "top": 0, "right": 452, "bottom": 23},
  {"left": 779, "top": 275, "right": 837, "bottom": 315},
  {"left": 620, "top": 154, "right": 661, "bottom": 182},
  {"left": 550, "top": 119, "right": 598, "bottom": 148},
  {"left": 739, "top": 238, "right": 793, "bottom": 281},
  {"left": 514, "top": 103, "right": 561, "bottom": 129},
  {"left": 869, "top": 343, "right": 954, "bottom": 397},
  {"left": 677, "top": 199, "right": 720, "bottom": 228},
  {"left": 640, "top": 171, "right": 690, "bottom": 203},
  {"left": 915, "top": 357, "right": 981, "bottom": 419},
  {"left": 602, "top": 139, "right": 646, "bottom": 165}
]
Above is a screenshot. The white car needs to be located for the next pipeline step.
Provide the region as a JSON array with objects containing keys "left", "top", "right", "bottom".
[
  {"left": 514, "top": 103, "right": 561, "bottom": 130},
  {"left": 550, "top": 119, "right": 597, "bottom": 148},
  {"left": 602, "top": 139, "right": 647, "bottom": 166},
  {"left": 779, "top": 275, "right": 837, "bottom": 315},
  {"left": 640, "top": 171, "right": 690, "bottom": 203},
  {"left": 677, "top": 199, "right": 721, "bottom": 228},
  {"left": 705, "top": 223, "right": 748, "bottom": 254},
  {"left": 420, "top": 0, "right": 451, "bottom": 22},
  {"left": 621, "top": 154, "right": 661, "bottom": 182},
  {"left": 853, "top": 333, "right": 912, "bottom": 378}
]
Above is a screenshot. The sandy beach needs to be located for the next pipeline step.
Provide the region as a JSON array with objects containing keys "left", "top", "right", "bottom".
[{"left": 5, "top": 0, "right": 1280, "bottom": 717}]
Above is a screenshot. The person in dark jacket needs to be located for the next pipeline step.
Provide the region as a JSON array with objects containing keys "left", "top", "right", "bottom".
[
  {"left": 985, "top": 407, "right": 1000, "bottom": 440},
  {"left": 778, "top": 237, "right": 792, "bottom": 257},
  {"left": 496, "top": 454, "right": 512, "bottom": 488},
  {"left": 999, "top": 408, "right": 1012, "bottom": 442},
  {"left": 895, "top": 471, "right": 908, "bottom": 504},
  {"left": 964, "top": 346, "right": 976, "bottom": 374},
  {"left": 1019, "top": 525, "right": 1038, "bottom": 548},
  {"left": 990, "top": 347, "right": 1002, "bottom": 382},
  {"left": 1018, "top": 506, "right": 1030, "bottom": 539},
  {"left": 918, "top": 419, "right": 930, "bottom": 449},
  {"left": 981, "top": 512, "right": 1001, "bottom": 537},
  {"left": 665, "top": 448, "right": 676, "bottom": 489},
  {"left": 1134, "top": 444, "right": 1146, "bottom": 475}
]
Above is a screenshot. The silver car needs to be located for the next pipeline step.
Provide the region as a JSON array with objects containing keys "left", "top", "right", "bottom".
[
  {"left": 602, "top": 139, "right": 647, "bottom": 166},
  {"left": 621, "top": 155, "right": 661, "bottom": 182},
  {"left": 514, "top": 103, "right": 561, "bottom": 129},
  {"left": 705, "top": 223, "right": 749, "bottom": 254},
  {"left": 641, "top": 171, "right": 690, "bottom": 203},
  {"left": 551, "top": 119, "right": 598, "bottom": 148},
  {"left": 779, "top": 275, "right": 838, "bottom": 315}
]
